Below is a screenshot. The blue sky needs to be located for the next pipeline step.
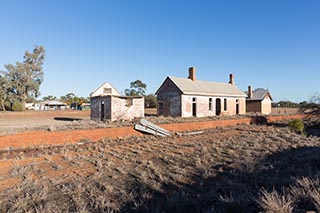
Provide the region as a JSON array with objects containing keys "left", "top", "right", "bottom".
[{"left": 0, "top": 0, "right": 319, "bottom": 102}]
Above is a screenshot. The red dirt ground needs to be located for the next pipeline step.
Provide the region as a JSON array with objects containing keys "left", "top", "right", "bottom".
[{"left": 0, "top": 115, "right": 305, "bottom": 151}]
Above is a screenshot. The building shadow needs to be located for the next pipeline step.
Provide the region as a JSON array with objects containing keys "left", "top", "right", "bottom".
[
  {"left": 120, "top": 146, "right": 320, "bottom": 212},
  {"left": 54, "top": 117, "right": 82, "bottom": 121}
]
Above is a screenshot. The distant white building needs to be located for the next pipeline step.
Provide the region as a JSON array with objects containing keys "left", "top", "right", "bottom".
[
  {"left": 25, "top": 103, "right": 35, "bottom": 110},
  {"left": 34, "top": 100, "right": 67, "bottom": 110}
]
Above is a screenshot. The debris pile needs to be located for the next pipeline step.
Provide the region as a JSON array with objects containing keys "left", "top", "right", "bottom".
[{"left": 134, "top": 119, "right": 172, "bottom": 137}]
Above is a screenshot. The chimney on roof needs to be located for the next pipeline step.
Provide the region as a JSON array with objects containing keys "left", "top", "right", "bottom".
[
  {"left": 229, "top": 74, "right": 234, "bottom": 85},
  {"left": 188, "top": 67, "right": 196, "bottom": 81},
  {"left": 248, "top": 85, "right": 252, "bottom": 98}
]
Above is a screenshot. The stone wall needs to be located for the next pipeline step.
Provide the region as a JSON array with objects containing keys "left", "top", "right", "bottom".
[
  {"left": 91, "top": 96, "right": 144, "bottom": 121},
  {"left": 111, "top": 96, "right": 144, "bottom": 121},
  {"left": 157, "top": 78, "right": 182, "bottom": 117},
  {"left": 182, "top": 95, "right": 246, "bottom": 117}
]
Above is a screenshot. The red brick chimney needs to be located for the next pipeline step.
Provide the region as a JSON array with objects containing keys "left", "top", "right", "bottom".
[
  {"left": 188, "top": 67, "right": 196, "bottom": 81},
  {"left": 229, "top": 74, "right": 234, "bottom": 85},
  {"left": 248, "top": 85, "right": 252, "bottom": 98}
]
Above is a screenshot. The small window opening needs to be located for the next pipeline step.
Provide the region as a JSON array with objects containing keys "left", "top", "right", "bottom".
[{"left": 126, "top": 98, "right": 133, "bottom": 107}]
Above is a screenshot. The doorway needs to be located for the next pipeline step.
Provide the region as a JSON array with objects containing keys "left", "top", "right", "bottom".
[
  {"left": 216, "top": 98, "right": 221, "bottom": 116},
  {"left": 100, "top": 101, "right": 105, "bottom": 121},
  {"left": 192, "top": 98, "right": 197, "bottom": 117},
  {"left": 236, "top": 99, "right": 239, "bottom": 114}
]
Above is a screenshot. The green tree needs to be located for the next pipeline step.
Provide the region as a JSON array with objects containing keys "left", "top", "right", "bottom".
[
  {"left": 60, "top": 93, "right": 75, "bottom": 106},
  {"left": 0, "top": 75, "right": 9, "bottom": 111},
  {"left": 2, "top": 45, "right": 45, "bottom": 110},
  {"left": 42, "top": 95, "right": 57, "bottom": 101},
  {"left": 60, "top": 93, "right": 89, "bottom": 109},
  {"left": 124, "top": 80, "right": 146, "bottom": 96},
  {"left": 0, "top": 72, "right": 20, "bottom": 111},
  {"left": 145, "top": 93, "right": 157, "bottom": 108},
  {"left": 275, "top": 101, "right": 299, "bottom": 108}
]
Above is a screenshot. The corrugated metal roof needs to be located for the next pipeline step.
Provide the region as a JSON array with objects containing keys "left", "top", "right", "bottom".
[
  {"left": 246, "top": 88, "right": 272, "bottom": 101},
  {"left": 169, "top": 76, "right": 247, "bottom": 97}
]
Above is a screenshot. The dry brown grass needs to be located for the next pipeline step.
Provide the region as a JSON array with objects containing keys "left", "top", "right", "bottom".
[{"left": 0, "top": 124, "right": 319, "bottom": 212}]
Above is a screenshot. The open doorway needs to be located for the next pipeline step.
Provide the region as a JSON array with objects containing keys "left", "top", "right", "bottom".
[
  {"left": 100, "top": 101, "right": 105, "bottom": 121},
  {"left": 236, "top": 99, "right": 239, "bottom": 114},
  {"left": 192, "top": 98, "right": 197, "bottom": 117}
]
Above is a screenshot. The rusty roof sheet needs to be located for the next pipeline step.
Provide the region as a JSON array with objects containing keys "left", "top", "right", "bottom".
[{"left": 169, "top": 76, "right": 247, "bottom": 97}]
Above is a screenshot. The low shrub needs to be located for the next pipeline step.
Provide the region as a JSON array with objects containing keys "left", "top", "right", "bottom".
[
  {"left": 12, "top": 102, "right": 24, "bottom": 111},
  {"left": 289, "top": 119, "right": 304, "bottom": 134}
]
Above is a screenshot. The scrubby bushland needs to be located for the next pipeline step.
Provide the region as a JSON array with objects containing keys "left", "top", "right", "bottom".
[
  {"left": 289, "top": 118, "right": 305, "bottom": 134},
  {"left": 0, "top": 125, "right": 319, "bottom": 212},
  {"left": 299, "top": 95, "right": 320, "bottom": 137},
  {"left": 12, "top": 102, "right": 24, "bottom": 111}
]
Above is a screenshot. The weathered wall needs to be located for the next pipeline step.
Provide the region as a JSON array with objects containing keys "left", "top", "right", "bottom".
[
  {"left": 157, "top": 77, "right": 246, "bottom": 117},
  {"left": 111, "top": 97, "right": 144, "bottom": 121},
  {"left": 223, "top": 98, "right": 246, "bottom": 115},
  {"left": 181, "top": 95, "right": 246, "bottom": 117},
  {"left": 91, "top": 96, "right": 144, "bottom": 121},
  {"left": 261, "top": 96, "right": 272, "bottom": 114},
  {"left": 157, "top": 78, "right": 182, "bottom": 117},
  {"left": 181, "top": 95, "right": 216, "bottom": 117},
  {"left": 91, "top": 82, "right": 121, "bottom": 97},
  {"left": 246, "top": 101, "right": 261, "bottom": 113},
  {"left": 90, "top": 96, "right": 112, "bottom": 121},
  {"left": 246, "top": 96, "right": 272, "bottom": 115}
]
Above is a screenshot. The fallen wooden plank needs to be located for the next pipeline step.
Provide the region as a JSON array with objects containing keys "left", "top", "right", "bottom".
[
  {"left": 176, "top": 131, "right": 204, "bottom": 136},
  {"left": 134, "top": 124, "right": 168, "bottom": 137},
  {"left": 139, "top": 119, "right": 172, "bottom": 136}
]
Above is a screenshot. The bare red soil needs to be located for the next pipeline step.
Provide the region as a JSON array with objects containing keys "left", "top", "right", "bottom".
[{"left": 0, "top": 114, "right": 304, "bottom": 151}]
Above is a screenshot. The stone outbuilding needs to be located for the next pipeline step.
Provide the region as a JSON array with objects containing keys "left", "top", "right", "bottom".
[
  {"left": 155, "top": 67, "right": 247, "bottom": 117},
  {"left": 90, "top": 82, "right": 144, "bottom": 121},
  {"left": 246, "top": 86, "right": 273, "bottom": 114}
]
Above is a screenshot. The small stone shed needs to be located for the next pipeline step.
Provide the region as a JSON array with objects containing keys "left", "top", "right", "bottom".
[
  {"left": 90, "top": 82, "right": 144, "bottom": 121},
  {"left": 155, "top": 67, "right": 247, "bottom": 117},
  {"left": 246, "top": 86, "right": 273, "bottom": 114}
]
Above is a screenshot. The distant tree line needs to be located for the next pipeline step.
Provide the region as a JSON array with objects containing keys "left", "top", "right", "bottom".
[
  {"left": 272, "top": 100, "right": 308, "bottom": 108},
  {"left": 0, "top": 46, "right": 45, "bottom": 111}
]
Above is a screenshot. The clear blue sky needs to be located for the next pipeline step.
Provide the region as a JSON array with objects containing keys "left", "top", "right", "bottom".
[{"left": 0, "top": 0, "right": 319, "bottom": 102}]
